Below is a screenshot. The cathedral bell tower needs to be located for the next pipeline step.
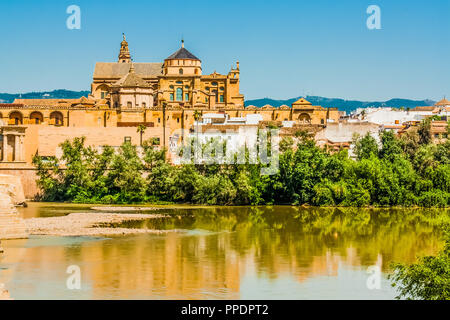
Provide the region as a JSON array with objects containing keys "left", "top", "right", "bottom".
[{"left": 118, "top": 33, "right": 131, "bottom": 63}]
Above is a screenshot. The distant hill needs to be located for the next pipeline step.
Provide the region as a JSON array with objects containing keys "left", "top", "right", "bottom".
[
  {"left": 0, "top": 89, "right": 90, "bottom": 103},
  {"left": 245, "top": 96, "right": 436, "bottom": 114},
  {"left": 0, "top": 90, "right": 436, "bottom": 115}
]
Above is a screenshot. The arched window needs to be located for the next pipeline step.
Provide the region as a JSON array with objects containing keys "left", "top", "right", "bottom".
[
  {"left": 179, "top": 68, "right": 183, "bottom": 75},
  {"left": 29, "top": 111, "right": 44, "bottom": 124},
  {"left": 9, "top": 111, "right": 23, "bottom": 125},
  {"left": 298, "top": 113, "right": 311, "bottom": 124},
  {"left": 96, "top": 84, "right": 109, "bottom": 99},
  {"left": 176, "top": 88, "right": 183, "bottom": 101},
  {"left": 50, "top": 111, "right": 64, "bottom": 126}
]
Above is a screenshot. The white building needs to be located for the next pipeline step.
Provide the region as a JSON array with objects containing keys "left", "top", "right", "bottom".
[
  {"left": 352, "top": 99, "right": 450, "bottom": 125},
  {"left": 196, "top": 113, "right": 263, "bottom": 126}
]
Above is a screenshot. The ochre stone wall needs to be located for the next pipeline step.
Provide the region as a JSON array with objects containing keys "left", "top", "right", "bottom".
[
  {"left": 36, "top": 126, "right": 168, "bottom": 156},
  {"left": 0, "top": 176, "right": 29, "bottom": 239},
  {"left": 0, "top": 169, "right": 38, "bottom": 200},
  {"left": 0, "top": 125, "right": 171, "bottom": 199}
]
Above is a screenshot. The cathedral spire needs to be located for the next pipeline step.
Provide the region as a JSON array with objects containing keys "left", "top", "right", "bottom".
[{"left": 118, "top": 33, "right": 131, "bottom": 63}]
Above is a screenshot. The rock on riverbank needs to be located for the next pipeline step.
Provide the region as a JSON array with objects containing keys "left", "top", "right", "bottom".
[{"left": 0, "top": 284, "right": 11, "bottom": 300}]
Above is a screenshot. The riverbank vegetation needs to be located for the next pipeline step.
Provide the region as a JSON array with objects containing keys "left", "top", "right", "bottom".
[
  {"left": 33, "top": 119, "right": 449, "bottom": 206},
  {"left": 390, "top": 226, "right": 450, "bottom": 300}
]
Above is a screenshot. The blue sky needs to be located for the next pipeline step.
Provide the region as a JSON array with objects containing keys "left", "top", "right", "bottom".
[{"left": 0, "top": 0, "right": 448, "bottom": 101}]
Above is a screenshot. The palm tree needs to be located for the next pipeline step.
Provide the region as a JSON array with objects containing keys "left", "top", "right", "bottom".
[
  {"left": 137, "top": 124, "right": 147, "bottom": 146},
  {"left": 193, "top": 110, "right": 202, "bottom": 162},
  {"left": 361, "top": 109, "right": 366, "bottom": 120}
]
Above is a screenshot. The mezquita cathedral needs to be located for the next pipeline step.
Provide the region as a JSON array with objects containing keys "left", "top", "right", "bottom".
[{"left": 0, "top": 35, "right": 338, "bottom": 197}]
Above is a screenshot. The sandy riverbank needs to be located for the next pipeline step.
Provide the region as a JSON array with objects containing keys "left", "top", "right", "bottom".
[
  {"left": 25, "top": 212, "right": 172, "bottom": 237},
  {"left": 90, "top": 206, "right": 160, "bottom": 212}
]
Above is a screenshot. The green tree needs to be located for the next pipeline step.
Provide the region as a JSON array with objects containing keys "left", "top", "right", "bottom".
[
  {"left": 390, "top": 227, "right": 450, "bottom": 300},
  {"left": 379, "top": 130, "right": 403, "bottom": 162},
  {"left": 418, "top": 118, "right": 432, "bottom": 145},
  {"left": 105, "top": 141, "right": 147, "bottom": 202},
  {"left": 353, "top": 133, "right": 378, "bottom": 161}
]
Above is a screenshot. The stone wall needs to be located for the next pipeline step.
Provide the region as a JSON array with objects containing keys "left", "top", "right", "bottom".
[
  {"left": 0, "top": 176, "right": 29, "bottom": 240},
  {"left": 0, "top": 174, "right": 26, "bottom": 204},
  {"left": 0, "top": 169, "right": 38, "bottom": 200}
]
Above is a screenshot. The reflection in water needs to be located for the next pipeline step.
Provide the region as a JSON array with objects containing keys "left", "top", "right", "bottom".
[{"left": 1, "top": 204, "right": 448, "bottom": 299}]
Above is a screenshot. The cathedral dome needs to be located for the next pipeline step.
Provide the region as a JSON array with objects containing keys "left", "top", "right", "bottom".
[
  {"left": 435, "top": 98, "right": 450, "bottom": 106},
  {"left": 163, "top": 40, "right": 202, "bottom": 76},
  {"left": 165, "top": 40, "right": 200, "bottom": 61}
]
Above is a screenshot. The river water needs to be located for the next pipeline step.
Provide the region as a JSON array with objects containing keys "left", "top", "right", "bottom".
[{"left": 0, "top": 203, "right": 448, "bottom": 299}]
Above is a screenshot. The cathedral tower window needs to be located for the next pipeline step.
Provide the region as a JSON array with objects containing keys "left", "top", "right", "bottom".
[{"left": 176, "top": 88, "right": 183, "bottom": 101}]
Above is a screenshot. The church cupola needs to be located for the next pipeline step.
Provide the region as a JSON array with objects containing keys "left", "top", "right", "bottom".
[
  {"left": 118, "top": 33, "right": 131, "bottom": 63},
  {"left": 163, "top": 40, "right": 202, "bottom": 76}
]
